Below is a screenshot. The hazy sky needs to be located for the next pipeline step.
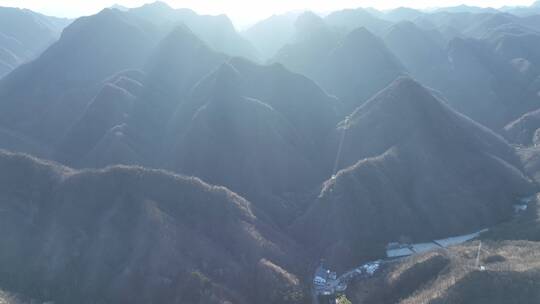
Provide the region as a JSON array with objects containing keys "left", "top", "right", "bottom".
[{"left": 0, "top": 0, "right": 536, "bottom": 27}]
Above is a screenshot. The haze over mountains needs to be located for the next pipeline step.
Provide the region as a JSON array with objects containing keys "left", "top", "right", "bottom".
[
  {"left": 0, "top": 7, "right": 70, "bottom": 78},
  {"left": 1, "top": 1, "right": 540, "bottom": 303}
]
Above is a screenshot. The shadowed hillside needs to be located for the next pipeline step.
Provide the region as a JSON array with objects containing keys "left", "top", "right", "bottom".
[
  {"left": 1, "top": 4, "right": 540, "bottom": 303},
  {"left": 49, "top": 23, "right": 227, "bottom": 168},
  {"left": 0, "top": 9, "right": 158, "bottom": 144},
  {"left": 317, "top": 27, "right": 406, "bottom": 112},
  {"left": 128, "top": 1, "right": 258, "bottom": 60},
  {"left": 292, "top": 78, "right": 535, "bottom": 269},
  {"left": 171, "top": 62, "right": 333, "bottom": 225},
  {"left": 243, "top": 13, "right": 298, "bottom": 60},
  {"left": 0, "top": 150, "right": 308, "bottom": 304},
  {"left": 271, "top": 12, "right": 341, "bottom": 78}
]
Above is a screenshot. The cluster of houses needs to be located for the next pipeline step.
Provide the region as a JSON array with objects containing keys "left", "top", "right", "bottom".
[
  {"left": 313, "top": 264, "right": 344, "bottom": 297},
  {"left": 313, "top": 260, "right": 382, "bottom": 301}
]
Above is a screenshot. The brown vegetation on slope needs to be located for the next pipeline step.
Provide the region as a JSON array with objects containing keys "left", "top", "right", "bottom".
[
  {"left": 0, "top": 150, "right": 308, "bottom": 304},
  {"left": 292, "top": 77, "right": 535, "bottom": 269},
  {"left": 348, "top": 241, "right": 540, "bottom": 304}
]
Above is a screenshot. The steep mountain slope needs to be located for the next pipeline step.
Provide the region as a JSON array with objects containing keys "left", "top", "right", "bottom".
[
  {"left": 447, "top": 28, "right": 540, "bottom": 128},
  {"left": 128, "top": 1, "right": 258, "bottom": 60},
  {"left": 55, "top": 71, "right": 143, "bottom": 166},
  {"left": 0, "top": 7, "right": 70, "bottom": 78},
  {"left": 0, "top": 150, "right": 307, "bottom": 304},
  {"left": 317, "top": 27, "right": 406, "bottom": 112},
  {"left": 49, "top": 20, "right": 341, "bottom": 222},
  {"left": 273, "top": 14, "right": 405, "bottom": 112},
  {"left": 384, "top": 20, "right": 540, "bottom": 129},
  {"left": 414, "top": 12, "right": 494, "bottom": 41},
  {"left": 292, "top": 78, "right": 535, "bottom": 269},
  {"left": 271, "top": 12, "right": 341, "bottom": 78},
  {"left": 243, "top": 13, "right": 298, "bottom": 60},
  {"left": 142, "top": 25, "right": 228, "bottom": 100},
  {"left": 195, "top": 57, "right": 341, "bottom": 163},
  {"left": 275, "top": 20, "right": 406, "bottom": 113},
  {"left": 0, "top": 9, "right": 158, "bottom": 146},
  {"left": 383, "top": 21, "right": 448, "bottom": 86},
  {"left": 54, "top": 24, "right": 228, "bottom": 168},
  {"left": 170, "top": 62, "right": 337, "bottom": 225}
]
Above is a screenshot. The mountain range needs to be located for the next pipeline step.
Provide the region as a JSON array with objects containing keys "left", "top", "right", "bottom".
[
  {"left": 0, "top": 7, "right": 70, "bottom": 78},
  {"left": 1, "top": 1, "right": 540, "bottom": 303}
]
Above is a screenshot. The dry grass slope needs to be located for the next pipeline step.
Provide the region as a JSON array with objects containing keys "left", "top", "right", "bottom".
[
  {"left": 348, "top": 241, "right": 540, "bottom": 304},
  {"left": 0, "top": 150, "right": 307, "bottom": 304}
]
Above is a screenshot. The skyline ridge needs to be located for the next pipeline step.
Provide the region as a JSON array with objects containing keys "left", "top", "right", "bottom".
[{"left": 0, "top": 0, "right": 537, "bottom": 28}]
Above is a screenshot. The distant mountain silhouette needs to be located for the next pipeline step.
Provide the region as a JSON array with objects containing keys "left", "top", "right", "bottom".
[
  {"left": 110, "top": 4, "right": 129, "bottom": 11},
  {"left": 274, "top": 22, "right": 406, "bottom": 113},
  {"left": 414, "top": 12, "right": 499, "bottom": 41},
  {"left": 143, "top": 25, "right": 227, "bottom": 100},
  {"left": 243, "top": 13, "right": 299, "bottom": 60},
  {"left": 128, "top": 1, "right": 258, "bottom": 60},
  {"left": 381, "top": 7, "right": 425, "bottom": 22},
  {"left": 434, "top": 5, "right": 500, "bottom": 14},
  {"left": 324, "top": 8, "right": 392, "bottom": 35},
  {"left": 0, "top": 7, "right": 70, "bottom": 78},
  {"left": 502, "top": 1, "right": 540, "bottom": 16},
  {"left": 384, "top": 21, "right": 448, "bottom": 82},
  {"left": 446, "top": 27, "right": 540, "bottom": 128},
  {"left": 0, "top": 9, "right": 158, "bottom": 145},
  {"left": 381, "top": 18, "right": 540, "bottom": 129},
  {"left": 463, "top": 13, "right": 519, "bottom": 38},
  {"left": 317, "top": 27, "right": 406, "bottom": 112},
  {"left": 0, "top": 149, "right": 306, "bottom": 304},
  {"left": 271, "top": 12, "right": 341, "bottom": 78},
  {"left": 292, "top": 78, "right": 535, "bottom": 269},
  {"left": 0, "top": 5, "right": 540, "bottom": 304}
]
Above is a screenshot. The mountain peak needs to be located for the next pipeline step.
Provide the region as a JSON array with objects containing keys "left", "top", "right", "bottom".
[
  {"left": 139, "top": 1, "right": 173, "bottom": 11},
  {"left": 214, "top": 62, "right": 241, "bottom": 92},
  {"left": 387, "top": 20, "right": 420, "bottom": 33},
  {"left": 203, "top": 62, "right": 243, "bottom": 107},
  {"left": 345, "top": 26, "right": 379, "bottom": 44},
  {"left": 339, "top": 76, "right": 521, "bottom": 170},
  {"left": 110, "top": 4, "right": 129, "bottom": 11},
  {"left": 345, "top": 76, "right": 436, "bottom": 129},
  {"left": 295, "top": 11, "right": 326, "bottom": 34},
  {"left": 162, "top": 24, "right": 200, "bottom": 45}
]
